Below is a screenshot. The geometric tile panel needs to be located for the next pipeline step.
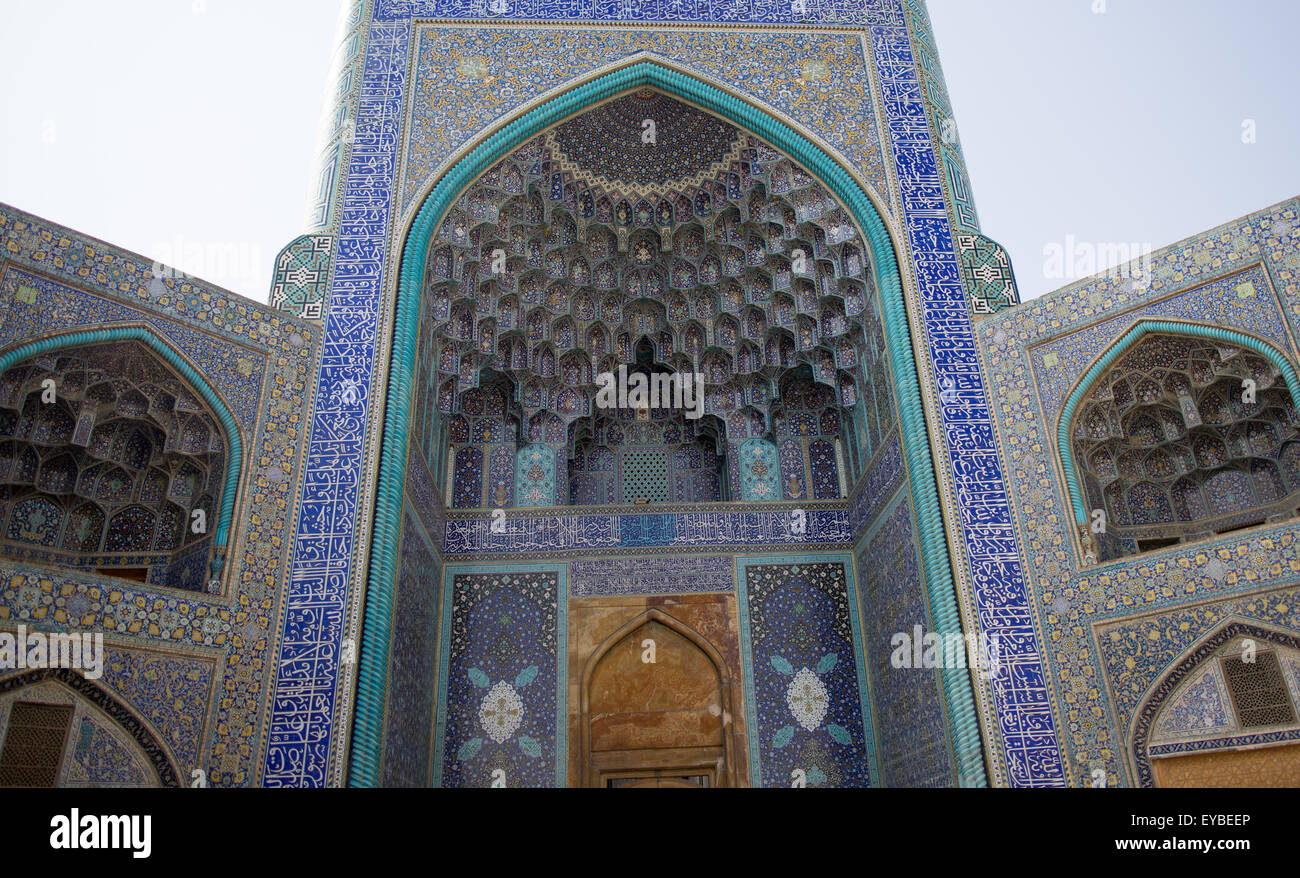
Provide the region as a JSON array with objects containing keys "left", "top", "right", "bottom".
[
  {"left": 269, "top": 235, "right": 333, "bottom": 321},
  {"left": 738, "top": 439, "right": 780, "bottom": 502},
  {"left": 957, "top": 233, "right": 1019, "bottom": 316},
  {"left": 738, "top": 556, "right": 875, "bottom": 787},
  {"left": 433, "top": 566, "right": 565, "bottom": 787},
  {"left": 1152, "top": 666, "right": 1233, "bottom": 742},
  {"left": 515, "top": 445, "right": 558, "bottom": 508}
]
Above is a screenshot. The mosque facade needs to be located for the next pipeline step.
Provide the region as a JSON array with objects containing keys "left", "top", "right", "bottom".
[{"left": 0, "top": 0, "right": 1298, "bottom": 788}]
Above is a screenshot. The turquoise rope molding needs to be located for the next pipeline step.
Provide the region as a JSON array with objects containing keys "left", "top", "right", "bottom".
[
  {"left": 0, "top": 326, "right": 244, "bottom": 579},
  {"left": 1058, "top": 319, "right": 1300, "bottom": 528},
  {"left": 353, "top": 59, "right": 987, "bottom": 787}
]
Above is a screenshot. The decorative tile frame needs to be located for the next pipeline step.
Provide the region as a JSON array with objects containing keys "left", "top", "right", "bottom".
[
  {"left": 363, "top": 55, "right": 993, "bottom": 788},
  {"left": 268, "top": 0, "right": 1027, "bottom": 788},
  {"left": 867, "top": 6, "right": 1064, "bottom": 785}
]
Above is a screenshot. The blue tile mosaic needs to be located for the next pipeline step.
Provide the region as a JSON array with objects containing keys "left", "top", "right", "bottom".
[
  {"left": 867, "top": 8, "right": 1065, "bottom": 786},
  {"left": 432, "top": 564, "right": 566, "bottom": 787},
  {"left": 444, "top": 507, "right": 850, "bottom": 556},
  {"left": 570, "top": 555, "right": 735, "bottom": 595},
  {"left": 737, "top": 555, "right": 876, "bottom": 787},
  {"left": 854, "top": 492, "right": 953, "bottom": 785}
]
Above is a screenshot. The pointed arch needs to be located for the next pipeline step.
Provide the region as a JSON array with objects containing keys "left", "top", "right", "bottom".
[
  {"left": 0, "top": 326, "right": 244, "bottom": 579},
  {"left": 0, "top": 667, "right": 184, "bottom": 787},
  {"left": 1057, "top": 319, "right": 1300, "bottom": 530},
  {"left": 578, "top": 607, "right": 738, "bottom": 788},
  {"left": 354, "top": 58, "right": 980, "bottom": 787},
  {"left": 1129, "top": 619, "right": 1300, "bottom": 787}
]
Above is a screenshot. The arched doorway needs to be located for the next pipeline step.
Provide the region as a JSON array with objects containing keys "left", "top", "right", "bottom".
[
  {"left": 0, "top": 668, "right": 182, "bottom": 787},
  {"left": 579, "top": 609, "right": 738, "bottom": 788}
]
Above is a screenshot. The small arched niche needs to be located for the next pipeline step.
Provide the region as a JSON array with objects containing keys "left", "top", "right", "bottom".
[
  {"left": 580, "top": 610, "right": 737, "bottom": 788},
  {"left": 1133, "top": 623, "right": 1300, "bottom": 787},
  {"left": 0, "top": 675, "right": 176, "bottom": 788},
  {"left": 0, "top": 340, "right": 233, "bottom": 591},
  {"left": 1067, "top": 329, "right": 1300, "bottom": 563}
]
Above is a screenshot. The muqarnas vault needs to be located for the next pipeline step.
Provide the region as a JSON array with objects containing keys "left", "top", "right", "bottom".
[{"left": 0, "top": 0, "right": 1298, "bottom": 789}]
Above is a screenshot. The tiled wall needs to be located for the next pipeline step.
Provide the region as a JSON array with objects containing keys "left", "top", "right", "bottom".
[
  {"left": 0, "top": 204, "right": 320, "bottom": 787},
  {"left": 975, "top": 198, "right": 1300, "bottom": 785},
  {"left": 421, "top": 551, "right": 879, "bottom": 786},
  {"left": 854, "top": 490, "right": 954, "bottom": 785}
]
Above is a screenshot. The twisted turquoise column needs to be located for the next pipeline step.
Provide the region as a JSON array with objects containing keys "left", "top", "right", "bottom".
[{"left": 352, "top": 60, "right": 988, "bottom": 787}]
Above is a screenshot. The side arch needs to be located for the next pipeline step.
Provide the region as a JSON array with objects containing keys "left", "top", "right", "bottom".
[
  {"left": 578, "top": 607, "right": 738, "bottom": 788},
  {"left": 353, "top": 58, "right": 983, "bottom": 788},
  {"left": 0, "top": 325, "right": 245, "bottom": 579},
  {"left": 1129, "top": 619, "right": 1300, "bottom": 787},
  {"left": 0, "top": 667, "right": 184, "bottom": 787},
  {"left": 1058, "top": 319, "right": 1300, "bottom": 534}
]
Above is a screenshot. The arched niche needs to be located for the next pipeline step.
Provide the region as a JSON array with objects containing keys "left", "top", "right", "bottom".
[
  {"left": 0, "top": 330, "right": 244, "bottom": 590},
  {"left": 355, "top": 57, "right": 980, "bottom": 789},
  {"left": 1060, "top": 321, "right": 1300, "bottom": 564},
  {"left": 568, "top": 338, "right": 728, "bottom": 505},
  {"left": 579, "top": 609, "right": 738, "bottom": 788},
  {"left": 1130, "top": 621, "right": 1300, "bottom": 787},
  {"left": 0, "top": 669, "right": 182, "bottom": 787}
]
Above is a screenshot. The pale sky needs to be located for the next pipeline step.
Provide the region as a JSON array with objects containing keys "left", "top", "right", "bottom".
[
  {"left": 928, "top": 0, "right": 1300, "bottom": 299},
  {"left": 2, "top": 1, "right": 1297, "bottom": 304}
]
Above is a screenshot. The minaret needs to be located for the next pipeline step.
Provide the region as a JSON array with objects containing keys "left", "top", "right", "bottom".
[{"left": 268, "top": 0, "right": 365, "bottom": 320}]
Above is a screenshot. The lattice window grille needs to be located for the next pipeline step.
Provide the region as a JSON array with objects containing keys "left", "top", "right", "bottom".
[
  {"left": 1221, "top": 651, "right": 1298, "bottom": 729},
  {"left": 0, "top": 701, "right": 73, "bottom": 787},
  {"left": 620, "top": 449, "right": 670, "bottom": 503}
]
